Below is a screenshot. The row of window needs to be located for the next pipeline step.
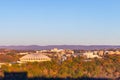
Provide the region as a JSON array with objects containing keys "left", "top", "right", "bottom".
[{"left": 21, "top": 58, "right": 49, "bottom": 61}]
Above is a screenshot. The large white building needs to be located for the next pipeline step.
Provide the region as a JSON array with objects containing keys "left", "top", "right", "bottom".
[
  {"left": 19, "top": 53, "right": 51, "bottom": 63},
  {"left": 83, "top": 52, "right": 102, "bottom": 59}
]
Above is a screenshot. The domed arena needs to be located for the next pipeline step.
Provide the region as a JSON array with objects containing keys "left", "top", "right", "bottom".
[{"left": 20, "top": 53, "right": 51, "bottom": 63}]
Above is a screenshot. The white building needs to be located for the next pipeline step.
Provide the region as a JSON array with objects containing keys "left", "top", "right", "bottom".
[
  {"left": 19, "top": 53, "right": 51, "bottom": 63},
  {"left": 83, "top": 52, "right": 102, "bottom": 59}
]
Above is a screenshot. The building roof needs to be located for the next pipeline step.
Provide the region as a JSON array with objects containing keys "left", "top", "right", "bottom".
[{"left": 20, "top": 53, "right": 50, "bottom": 60}]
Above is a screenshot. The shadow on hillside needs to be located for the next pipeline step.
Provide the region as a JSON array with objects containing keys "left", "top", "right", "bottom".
[
  {"left": 1, "top": 72, "right": 119, "bottom": 80},
  {"left": 4, "top": 72, "right": 27, "bottom": 80}
]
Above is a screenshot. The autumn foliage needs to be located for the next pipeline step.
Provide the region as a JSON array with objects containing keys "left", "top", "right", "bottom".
[{"left": 0, "top": 55, "right": 120, "bottom": 79}]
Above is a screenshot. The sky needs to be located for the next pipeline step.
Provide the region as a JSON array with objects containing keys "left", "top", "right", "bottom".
[{"left": 0, "top": 0, "right": 120, "bottom": 45}]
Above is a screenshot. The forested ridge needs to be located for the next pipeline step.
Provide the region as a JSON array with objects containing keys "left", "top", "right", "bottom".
[{"left": 0, "top": 55, "right": 120, "bottom": 79}]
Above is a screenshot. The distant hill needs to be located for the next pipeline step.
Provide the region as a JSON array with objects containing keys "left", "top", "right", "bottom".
[{"left": 0, "top": 45, "right": 120, "bottom": 50}]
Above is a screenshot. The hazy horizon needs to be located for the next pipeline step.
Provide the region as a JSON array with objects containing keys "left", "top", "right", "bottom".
[
  {"left": 0, "top": 0, "right": 120, "bottom": 45},
  {"left": 0, "top": 44, "right": 120, "bottom": 46}
]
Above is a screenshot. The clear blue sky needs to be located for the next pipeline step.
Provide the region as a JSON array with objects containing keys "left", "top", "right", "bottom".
[{"left": 0, "top": 0, "right": 120, "bottom": 45}]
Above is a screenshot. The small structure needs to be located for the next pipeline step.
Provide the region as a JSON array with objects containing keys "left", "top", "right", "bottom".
[
  {"left": 98, "top": 50, "right": 104, "bottom": 56},
  {"left": 19, "top": 53, "right": 51, "bottom": 63},
  {"left": 19, "top": 52, "right": 29, "bottom": 55}
]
